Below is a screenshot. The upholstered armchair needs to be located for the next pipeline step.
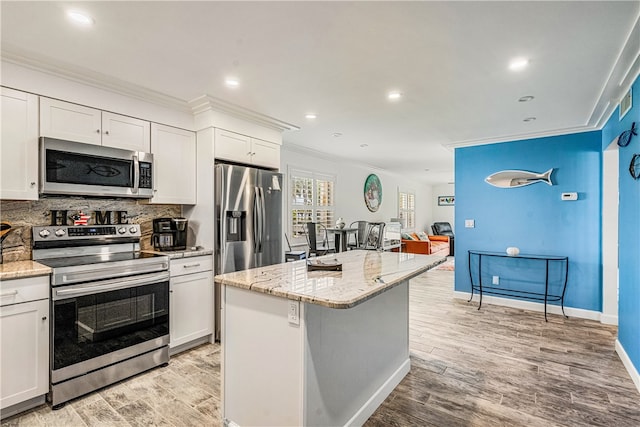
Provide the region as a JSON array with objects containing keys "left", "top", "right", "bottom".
[{"left": 431, "top": 222, "right": 454, "bottom": 256}]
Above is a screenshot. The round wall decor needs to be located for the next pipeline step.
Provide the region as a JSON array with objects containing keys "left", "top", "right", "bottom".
[{"left": 364, "top": 174, "right": 382, "bottom": 212}]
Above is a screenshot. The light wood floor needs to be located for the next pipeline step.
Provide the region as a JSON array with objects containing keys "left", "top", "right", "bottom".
[{"left": 2, "top": 267, "right": 638, "bottom": 426}]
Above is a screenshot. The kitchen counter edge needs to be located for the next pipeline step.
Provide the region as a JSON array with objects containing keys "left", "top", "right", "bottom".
[
  {"left": 215, "top": 252, "right": 447, "bottom": 309},
  {"left": 142, "top": 248, "right": 213, "bottom": 259},
  {"left": 0, "top": 261, "right": 52, "bottom": 281}
]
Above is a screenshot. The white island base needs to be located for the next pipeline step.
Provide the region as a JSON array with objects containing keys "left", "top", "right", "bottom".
[{"left": 222, "top": 281, "right": 410, "bottom": 427}]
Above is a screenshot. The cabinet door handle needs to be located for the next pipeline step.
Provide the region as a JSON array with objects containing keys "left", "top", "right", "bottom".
[
  {"left": 104, "top": 130, "right": 110, "bottom": 135},
  {"left": 96, "top": 129, "right": 101, "bottom": 133},
  {"left": 183, "top": 263, "right": 201, "bottom": 269},
  {"left": 42, "top": 316, "right": 47, "bottom": 321},
  {"left": 30, "top": 182, "right": 36, "bottom": 187},
  {"left": 0, "top": 290, "right": 18, "bottom": 298}
]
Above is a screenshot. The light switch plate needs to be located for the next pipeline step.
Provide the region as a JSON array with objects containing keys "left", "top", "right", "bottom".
[{"left": 465, "top": 219, "right": 475, "bottom": 228}]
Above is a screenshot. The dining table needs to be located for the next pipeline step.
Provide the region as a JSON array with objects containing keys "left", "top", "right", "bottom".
[{"left": 327, "top": 227, "right": 358, "bottom": 252}]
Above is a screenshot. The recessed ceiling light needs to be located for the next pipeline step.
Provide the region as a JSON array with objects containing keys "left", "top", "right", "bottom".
[
  {"left": 509, "top": 58, "right": 530, "bottom": 71},
  {"left": 518, "top": 95, "right": 535, "bottom": 102},
  {"left": 359, "top": 143, "right": 368, "bottom": 147},
  {"left": 67, "top": 10, "right": 94, "bottom": 26},
  {"left": 424, "top": 169, "right": 430, "bottom": 172},
  {"left": 523, "top": 117, "right": 537, "bottom": 122},
  {"left": 332, "top": 133, "right": 343, "bottom": 138},
  {"left": 305, "top": 113, "right": 317, "bottom": 119},
  {"left": 388, "top": 91, "right": 402, "bottom": 101},
  {"left": 225, "top": 78, "right": 240, "bottom": 88}
]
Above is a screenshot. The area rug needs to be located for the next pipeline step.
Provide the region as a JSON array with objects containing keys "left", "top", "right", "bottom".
[{"left": 433, "top": 257, "right": 454, "bottom": 271}]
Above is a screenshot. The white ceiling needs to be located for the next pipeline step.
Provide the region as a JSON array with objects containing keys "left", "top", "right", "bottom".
[{"left": 2, "top": 1, "right": 639, "bottom": 185}]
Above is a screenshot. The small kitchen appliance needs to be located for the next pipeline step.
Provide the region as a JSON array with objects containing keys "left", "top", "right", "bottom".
[{"left": 152, "top": 217, "right": 188, "bottom": 251}]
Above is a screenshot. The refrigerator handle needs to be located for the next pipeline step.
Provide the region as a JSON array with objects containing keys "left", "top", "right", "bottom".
[
  {"left": 253, "top": 188, "right": 260, "bottom": 253},
  {"left": 258, "top": 187, "right": 266, "bottom": 252}
]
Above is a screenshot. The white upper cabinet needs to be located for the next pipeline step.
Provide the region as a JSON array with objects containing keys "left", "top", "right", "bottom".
[
  {"left": 251, "top": 137, "right": 280, "bottom": 169},
  {"left": 101, "top": 111, "right": 151, "bottom": 152},
  {"left": 150, "top": 123, "right": 196, "bottom": 205},
  {"left": 214, "top": 129, "right": 251, "bottom": 162},
  {"left": 40, "top": 97, "right": 102, "bottom": 145},
  {"left": 214, "top": 128, "right": 280, "bottom": 169},
  {"left": 1, "top": 88, "right": 39, "bottom": 200},
  {"left": 40, "top": 98, "right": 150, "bottom": 151}
]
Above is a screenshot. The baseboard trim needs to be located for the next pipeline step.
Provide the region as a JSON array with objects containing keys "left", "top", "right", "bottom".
[
  {"left": 600, "top": 313, "right": 619, "bottom": 326},
  {"left": 344, "top": 358, "right": 411, "bottom": 427},
  {"left": 453, "top": 291, "right": 601, "bottom": 321},
  {"left": 615, "top": 339, "right": 640, "bottom": 394}
]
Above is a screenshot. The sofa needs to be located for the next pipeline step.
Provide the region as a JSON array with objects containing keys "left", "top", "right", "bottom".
[{"left": 399, "top": 232, "right": 450, "bottom": 256}]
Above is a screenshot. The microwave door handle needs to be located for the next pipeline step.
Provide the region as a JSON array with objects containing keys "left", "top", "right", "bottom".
[{"left": 132, "top": 155, "right": 140, "bottom": 194}]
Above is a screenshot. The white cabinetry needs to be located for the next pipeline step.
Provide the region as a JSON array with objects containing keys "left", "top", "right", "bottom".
[
  {"left": 214, "top": 128, "right": 280, "bottom": 169},
  {"left": 169, "top": 255, "right": 213, "bottom": 353},
  {"left": 149, "top": 124, "right": 197, "bottom": 205},
  {"left": 0, "top": 276, "right": 49, "bottom": 411},
  {"left": 0, "top": 88, "right": 39, "bottom": 200},
  {"left": 40, "top": 97, "right": 150, "bottom": 151}
]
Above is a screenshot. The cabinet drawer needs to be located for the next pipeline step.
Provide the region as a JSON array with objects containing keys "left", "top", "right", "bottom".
[
  {"left": 0, "top": 276, "right": 49, "bottom": 307},
  {"left": 170, "top": 255, "right": 213, "bottom": 277}
]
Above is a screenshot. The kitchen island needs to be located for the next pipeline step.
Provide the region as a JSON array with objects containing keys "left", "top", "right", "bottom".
[{"left": 214, "top": 250, "right": 445, "bottom": 427}]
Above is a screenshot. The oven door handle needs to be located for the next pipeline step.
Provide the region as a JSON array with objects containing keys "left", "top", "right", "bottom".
[
  {"left": 55, "top": 261, "right": 169, "bottom": 286},
  {"left": 53, "top": 271, "right": 169, "bottom": 300}
]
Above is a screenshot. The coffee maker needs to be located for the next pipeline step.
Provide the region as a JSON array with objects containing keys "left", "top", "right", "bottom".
[{"left": 152, "top": 217, "right": 188, "bottom": 251}]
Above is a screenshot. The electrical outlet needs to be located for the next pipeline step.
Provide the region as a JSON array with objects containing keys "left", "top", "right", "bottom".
[
  {"left": 492, "top": 275, "right": 500, "bottom": 285},
  {"left": 288, "top": 300, "right": 300, "bottom": 325}
]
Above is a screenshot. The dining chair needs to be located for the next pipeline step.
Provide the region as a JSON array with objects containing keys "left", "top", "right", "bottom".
[
  {"left": 362, "top": 222, "right": 386, "bottom": 250},
  {"left": 347, "top": 221, "right": 369, "bottom": 249},
  {"left": 304, "top": 222, "right": 336, "bottom": 257}
]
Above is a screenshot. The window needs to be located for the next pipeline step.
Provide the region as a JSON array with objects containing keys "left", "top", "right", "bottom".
[
  {"left": 290, "top": 169, "right": 336, "bottom": 239},
  {"left": 398, "top": 191, "right": 415, "bottom": 229}
]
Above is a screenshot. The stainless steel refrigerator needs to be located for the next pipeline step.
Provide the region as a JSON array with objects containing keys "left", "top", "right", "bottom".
[{"left": 214, "top": 163, "right": 283, "bottom": 340}]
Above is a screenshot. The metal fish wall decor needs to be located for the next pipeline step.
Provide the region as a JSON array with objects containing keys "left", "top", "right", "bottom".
[{"left": 485, "top": 169, "right": 554, "bottom": 188}]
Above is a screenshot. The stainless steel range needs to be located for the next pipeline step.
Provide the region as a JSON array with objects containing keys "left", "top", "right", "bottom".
[{"left": 32, "top": 224, "right": 170, "bottom": 408}]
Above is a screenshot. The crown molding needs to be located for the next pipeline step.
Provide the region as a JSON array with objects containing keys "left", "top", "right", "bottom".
[
  {"left": 590, "top": 12, "right": 640, "bottom": 129},
  {"left": 1, "top": 46, "right": 192, "bottom": 112},
  {"left": 444, "top": 125, "right": 598, "bottom": 149},
  {"left": 188, "top": 95, "right": 300, "bottom": 132}
]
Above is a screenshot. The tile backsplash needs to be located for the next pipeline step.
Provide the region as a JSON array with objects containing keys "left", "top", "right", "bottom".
[{"left": 0, "top": 197, "right": 182, "bottom": 262}]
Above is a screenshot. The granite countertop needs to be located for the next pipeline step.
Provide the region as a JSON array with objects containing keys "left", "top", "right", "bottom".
[
  {"left": 214, "top": 250, "right": 446, "bottom": 309},
  {"left": 142, "top": 247, "right": 213, "bottom": 259},
  {"left": 0, "top": 260, "right": 52, "bottom": 281}
]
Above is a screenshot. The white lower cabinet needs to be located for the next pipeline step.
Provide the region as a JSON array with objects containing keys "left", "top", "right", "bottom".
[
  {"left": 0, "top": 276, "right": 49, "bottom": 411},
  {"left": 169, "top": 256, "right": 214, "bottom": 352}
]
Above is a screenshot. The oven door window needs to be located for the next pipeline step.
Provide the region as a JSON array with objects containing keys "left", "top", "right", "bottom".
[
  {"left": 53, "top": 282, "right": 169, "bottom": 371},
  {"left": 46, "top": 149, "right": 134, "bottom": 188}
]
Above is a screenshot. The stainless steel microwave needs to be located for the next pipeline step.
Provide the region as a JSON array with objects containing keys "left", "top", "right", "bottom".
[{"left": 40, "top": 137, "right": 154, "bottom": 198}]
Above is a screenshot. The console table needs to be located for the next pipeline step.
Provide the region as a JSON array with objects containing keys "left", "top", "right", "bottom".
[{"left": 467, "top": 250, "right": 569, "bottom": 321}]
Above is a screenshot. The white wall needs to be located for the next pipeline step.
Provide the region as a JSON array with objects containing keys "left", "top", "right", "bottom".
[
  {"left": 431, "top": 183, "right": 455, "bottom": 231},
  {"left": 281, "top": 146, "right": 433, "bottom": 246}
]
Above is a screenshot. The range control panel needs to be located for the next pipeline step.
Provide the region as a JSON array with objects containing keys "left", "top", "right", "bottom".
[{"left": 32, "top": 225, "right": 141, "bottom": 243}]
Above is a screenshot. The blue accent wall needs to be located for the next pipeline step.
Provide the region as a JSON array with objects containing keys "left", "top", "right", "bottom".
[
  {"left": 603, "top": 76, "right": 640, "bottom": 376},
  {"left": 455, "top": 131, "right": 602, "bottom": 311}
]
